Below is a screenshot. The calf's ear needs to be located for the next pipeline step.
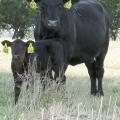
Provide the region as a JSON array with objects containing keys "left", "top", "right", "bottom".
[
  {"left": 26, "top": 40, "right": 35, "bottom": 53},
  {"left": 1, "top": 40, "right": 11, "bottom": 47},
  {"left": 1, "top": 40, "right": 11, "bottom": 53},
  {"left": 26, "top": 0, "right": 32, "bottom": 2},
  {"left": 64, "top": 0, "right": 73, "bottom": 9},
  {"left": 26, "top": 40, "right": 35, "bottom": 47}
]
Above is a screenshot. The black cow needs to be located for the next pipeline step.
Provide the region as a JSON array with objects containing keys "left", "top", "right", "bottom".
[
  {"left": 35, "top": 39, "right": 65, "bottom": 90},
  {"left": 1, "top": 39, "right": 35, "bottom": 104},
  {"left": 27, "top": 0, "right": 110, "bottom": 96}
]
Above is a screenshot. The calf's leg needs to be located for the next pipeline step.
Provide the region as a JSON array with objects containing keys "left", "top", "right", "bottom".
[{"left": 13, "top": 74, "right": 23, "bottom": 104}]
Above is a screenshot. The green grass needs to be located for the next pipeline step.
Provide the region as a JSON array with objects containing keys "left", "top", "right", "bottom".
[{"left": 0, "top": 41, "right": 120, "bottom": 120}]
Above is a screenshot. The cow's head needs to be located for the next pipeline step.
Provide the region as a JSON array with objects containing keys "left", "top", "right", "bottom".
[
  {"left": 1, "top": 39, "right": 34, "bottom": 64},
  {"left": 27, "top": 0, "right": 69, "bottom": 31}
]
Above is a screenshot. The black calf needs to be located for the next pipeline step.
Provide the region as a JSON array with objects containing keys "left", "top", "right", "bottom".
[
  {"left": 35, "top": 39, "right": 66, "bottom": 90},
  {"left": 1, "top": 39, "right": 35, "bottom": 104}
]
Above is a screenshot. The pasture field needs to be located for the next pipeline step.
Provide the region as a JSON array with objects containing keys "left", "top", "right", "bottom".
[{"left": 0, "top": 41, "right": 120, "bottom": 120}]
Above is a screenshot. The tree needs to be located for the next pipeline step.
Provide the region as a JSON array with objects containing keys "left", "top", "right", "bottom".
[
  {"left": 101, "top": 0, "right": 120, "bottom": 40},
  {"left": 0, "top": 0, "right": 37, "bottom": 39}
]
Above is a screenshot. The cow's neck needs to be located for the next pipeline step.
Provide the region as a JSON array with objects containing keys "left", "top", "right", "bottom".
[
  {"left": 41, "top": 28, "right": 60, "bottom": 39},
  {"left": 59, "top": 9, "right": 75, "bottom": 38}
]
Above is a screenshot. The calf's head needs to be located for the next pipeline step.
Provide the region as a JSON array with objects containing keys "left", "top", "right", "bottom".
[
  {"left": 35, "top": 41, "right": 50, "bottom": 74},
  {"left": 34, "top": 40, "right": 64, "bottom": 75},
  {"left": 1, "top": 39, "right": 34, "bottom": 64}
]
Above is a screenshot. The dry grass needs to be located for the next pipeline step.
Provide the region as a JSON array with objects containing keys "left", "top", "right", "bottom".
[{"left": 0, "top": 41, "right": 120, "bottom": 120}]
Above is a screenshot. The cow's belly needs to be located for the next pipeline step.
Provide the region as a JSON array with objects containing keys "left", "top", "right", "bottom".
[{"left": 69, "top": 51, "right": 96, "bottom": 66}]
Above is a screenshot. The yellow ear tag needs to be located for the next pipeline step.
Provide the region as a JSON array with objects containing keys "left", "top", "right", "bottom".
[
  {"left": 3, "top": 43, "right": 9, "bottom": 53},
  {"left": 30, "top": 0, "right": 37, "bottom": 9},
  {"left": 64, "top": 0, "right": 72, "bottom": 9},
  {"left": 27, "top": 43, "right": 34, "bottom": 53}
]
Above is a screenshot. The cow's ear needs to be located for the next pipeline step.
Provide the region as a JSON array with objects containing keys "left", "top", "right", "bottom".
[
  {"left": 26, "top": 0, "right": 32, "bottom": 2},
  {"left": 1, "top": 40, "right": 11, "bottom": 47},
  {"left": 63, "top": 0, "right": 70, "bottom": 4},
  {"left": 26, "top": 0, "right": 41, "bottom": 3},
  {"left": 34, "top": 0, "right": 41, "bottom": 3},
  {"left": 71, "top": 0, "right": 79, "bottom": 4},
  {"left": 26, "top": 40, "right": 35, "bottom": 53}
]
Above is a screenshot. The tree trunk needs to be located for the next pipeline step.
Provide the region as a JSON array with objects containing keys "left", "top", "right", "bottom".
[
  {"left": 12, "top": 28, "right": 25, "bottom": 39},
  {"left": 12, "top": 28, "right": 18, "bottom": 39}
]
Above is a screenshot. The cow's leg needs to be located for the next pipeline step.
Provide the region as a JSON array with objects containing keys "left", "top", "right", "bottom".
[
  {"left": 53, "top": 67, "right": 65, "bottom": 85},
  {"left": 95, "top": 38, "right": 109, "bottom": 96},
  {"left": 54, "top": 65, "right": 67, "bottom": 85},
  {"left": 54, "top": 71, "right": 61, "bottom": 84},
  {"left": 54, "top": 73, "right": 66, "bottom": 85},
  {"left": 26, "top": 77, "right": 34, "bottom": 94},
  {"left": 41, "top": 74, "right": 46, "bottom": 92},
  {"left": 48, "top": 71, "right": 53, "bottom": 80},
  {"left": 14, "top": 77, "right": 23, "bottom": 104},
  {"left": 95, "top": 54, "right": 105, "bottom": 96},
  {"left": 58, "top": 64, "right": 68, "bottom": 84},
  {"left": 54, "top": 71, "right": 65, "bottom": 92},
  {"left": 85, "top": 61, "right": 97, "bottom": 95},
  {"left": 54, "top": 74, "right": 65, "bottom": 84},
  {"left": 53, "top": 64, "right": 67, "bottom": 93}
]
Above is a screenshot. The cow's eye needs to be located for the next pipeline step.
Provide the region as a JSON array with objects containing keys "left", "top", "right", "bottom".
[{"left": 58, "top": 3, "right": 63, "bottom": 9}]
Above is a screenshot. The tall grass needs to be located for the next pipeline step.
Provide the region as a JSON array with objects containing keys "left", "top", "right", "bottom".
[{"left": 0, "top": 72, "right": 120, "bottom": 120}]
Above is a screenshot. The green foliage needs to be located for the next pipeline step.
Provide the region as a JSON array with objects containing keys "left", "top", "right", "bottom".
[
  {"left": 101, "top": 0, "right": 120, "bottom": 40},
  {"left": 0, "top": 0, "right": 120, "bottom": 40},
  {"left": 0, "top": 0, "right": 37, "bottom": 39}
]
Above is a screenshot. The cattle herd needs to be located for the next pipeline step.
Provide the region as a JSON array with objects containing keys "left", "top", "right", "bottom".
[{"left": 1, "top": 0, "right": 110, "bottom": 104}]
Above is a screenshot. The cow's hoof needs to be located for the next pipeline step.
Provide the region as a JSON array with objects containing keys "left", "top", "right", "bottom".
[
  {"left": 97, "top": 91, "right": 104, "bottom": 97},
  {"left": 91, "top": 90, "right": 98, "bottom": 96}
]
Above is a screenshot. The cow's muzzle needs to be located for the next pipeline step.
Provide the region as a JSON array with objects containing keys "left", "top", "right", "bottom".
[
  {"left": 47, "top": 20, "right": 58, "bottom": 28},
  {"left": 13, "top": 55, "right": 20, "bottom": 60},
  {"left": 13, "top": 55, "right": 24, "bottom": 63}
]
